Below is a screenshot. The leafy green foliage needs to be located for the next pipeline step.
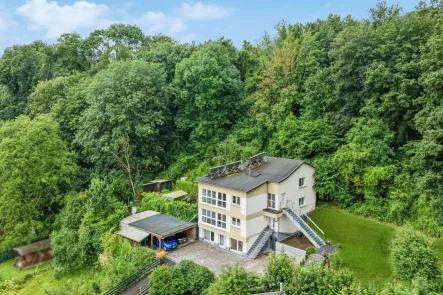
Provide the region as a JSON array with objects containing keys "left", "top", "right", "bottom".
[
  {"left": 0, "top": 115, "right": 76, "bottom": 247},
  {"left": 171, "top": 260, "right": 215, "bottom": 295},
  {"left": 149, "top": 265, "right": 175, "bottom": 295},
  {"left": 175, "top": 180, "right": 198, "bottom": 196},
  {"left": 174, "top": 41, "right": 243, "bottom": 147},
  {"left": 391, "top": 227, "right": 440, "bottom": 282},
  {"left": 203, "top": 264, "right": 264, "bottom": 295},
  {"left": 76, "top": 59, "right": 173, "bottom": 174},
  {"left": 264, "top": 251, "right": 296, "bottom": 292},
  {"left": 141, "top": 192, "right": 197, "bottom": 221}
]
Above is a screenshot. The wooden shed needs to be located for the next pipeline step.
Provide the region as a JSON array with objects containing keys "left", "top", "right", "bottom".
[
  {"left": 13, "top": 239, "right": 52, "bottom": 270},
  {"left": 143, "top": 179, "right": 173, "bottom": 193}
]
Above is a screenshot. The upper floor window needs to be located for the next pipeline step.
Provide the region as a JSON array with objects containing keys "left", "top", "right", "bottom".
[
  {"left": 232, "top": 217, "right": 240, "bottom": 227},
  {"left": 217, "top": 193, "right": 227, "bottom": 208},
  {"left": 299, "top": 177, "right": 306, "bottom": 187},
  {"left": 202, "top": 209, "right": 226, "bottom": 229},
  {"left": 232, "top": 195, "right": 240, "bottom": 206},
  {"left": 202, "top": 189, "right": 216, "bottom": 205},
  {"left": 267, "top": 193, "right": 276, "bottom": 209},
  {"left": 299, "top": 197, "right": 305, "bottom": 207}
]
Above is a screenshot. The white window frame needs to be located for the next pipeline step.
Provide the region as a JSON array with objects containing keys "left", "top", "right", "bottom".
[
  {"left": 267, "top": 193, "right": 276, "bottom": 209},
  {"left": 202, "top": 189, "right": 217, "bottom": 206},
  {"left": 230, "top": 238, "right": 243, "bottom": 252},
  {"left": 204, "top": 229, "right": 215, "bottom": 242},
  {"left": 219, "top": 234, "right": 225, "bottom": 246},
  {"left": 232, "top": 195, "right": 240, "bottom": 206},
  {"left": 202, "top": 209, "right": 226, "bottom": 229},
  {"left": 299, "top": 197, "right": 305, "bottom": 207},
  {"left": 232, "top": 217, "right": 240, "bottom": 227},
  {"left": 299, "top": 177, "right": 306, "bottom": 188},
  {"left": 217, "top": 192, "right": 227, "bottom": 208}
]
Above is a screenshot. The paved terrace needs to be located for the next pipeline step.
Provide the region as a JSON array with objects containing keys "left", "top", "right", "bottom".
[{"left": 165, "top": 241, "right": 268, "bottom": 274}]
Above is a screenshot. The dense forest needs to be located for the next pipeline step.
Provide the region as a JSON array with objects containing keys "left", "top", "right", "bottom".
[{"left": 1, "top": 0, "right": 443, "bottom": 293}]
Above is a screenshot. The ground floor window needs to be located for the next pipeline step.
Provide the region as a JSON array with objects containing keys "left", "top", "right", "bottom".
[
  {"left": 230, "top": 238, "right": 243, "bottom": 252},
  {"left": 219, "top": 234, "right": 225, "bottom": 246},
  {"left": 204, "top": 229, "right": 215, "bottom": 242}
]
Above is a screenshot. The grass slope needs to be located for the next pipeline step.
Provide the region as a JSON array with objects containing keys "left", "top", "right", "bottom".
[
  {"left": 0, "top": 260, "right": 99, "bottom": 294},
  {"left": 310, "top": 206, "right": 396, "bottom": 283}
]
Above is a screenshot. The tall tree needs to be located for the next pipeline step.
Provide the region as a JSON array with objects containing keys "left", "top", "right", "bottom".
[
  {"left": 0, "top": 115, "right": 76, "bottom": 247},
  {"left": 76, "top": 60, "right": 173, "bottom": 180},
  {"left": 174, "top": 41, "right": 243, "bottom": 148}
]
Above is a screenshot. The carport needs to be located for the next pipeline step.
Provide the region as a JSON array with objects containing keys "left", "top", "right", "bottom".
[{"left": 129, "top": 213, "right": 197, "bottom": 250}]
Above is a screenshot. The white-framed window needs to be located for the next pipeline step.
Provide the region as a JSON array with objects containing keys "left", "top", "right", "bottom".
[
  {"left": 219, "top": 234, "right": 225, "bottom": 246},
  {"left": 232, "top": 195, "right": 240, "bottom": 206},
  {"left": 299, "top": 197, "right": 305, "bottom": 207},
  {"left": 202, "top": 189, "right": 216, "bottom": 205},
  {"left": 202, "top": 209, "right": 227, "bottom": 229},
  {"left": 230, "top": 238, "right": 243, "bottom": 252},
  {"left": 267, "top": 193, "right": 276, "bottom": 209},
  {"left": 201, "top": 209, "right": 216, "bottom": 226},
  {"left": 204, "top": 229, "right": 214, "bottom": 242},
  {"left": 299, "top": 177, "right": 306, "bottom": 187},
  {"left": 217, "top": 213, "right": 227, "bottom": 229},
  {"left": 232, "top": 217, "right": 240, "bottom": 227},
  {"left": 217, "top": 192, "right": 227, "bottom": 208}
]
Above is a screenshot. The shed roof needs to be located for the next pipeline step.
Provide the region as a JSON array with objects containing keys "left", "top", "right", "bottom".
[
  {"left": 163, "top": 190, "right": 188, "bottom": 200},
  {"left": 118, "top": 227, "right": 150, "bottom": 243},
  {"left": 120, "top": 210, "right": 160, "bottom": 225},
  {"left": 129, "top": 213, "right": 196, "bottom": 238},
  {"left": 195, "top": 156, "right": 310, "bottom": 192},
  {"left": 13, "top": 239, "right": 51, "bottom": 256}
]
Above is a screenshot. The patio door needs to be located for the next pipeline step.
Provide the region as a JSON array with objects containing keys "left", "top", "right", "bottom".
[{"left": 219, "top": 234, "right": 225, "bottom": 247}]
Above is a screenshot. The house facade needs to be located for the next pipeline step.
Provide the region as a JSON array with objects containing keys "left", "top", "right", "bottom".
[{"left": 195, "top": 154, "right": 323, "bottom": 257}]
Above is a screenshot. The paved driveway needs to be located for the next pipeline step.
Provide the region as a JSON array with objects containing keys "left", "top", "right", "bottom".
[{"left": 165, "top": 241, "right": 268, "bottom": 274}]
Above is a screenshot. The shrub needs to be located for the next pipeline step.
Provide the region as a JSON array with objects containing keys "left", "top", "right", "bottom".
[
  {"left": 306, "top": 246, "right": 316, "bottom": 256},
  {"left": 149, "top": 265, "right": 175, "bottom": 295},
  {"left": 264, "top": 251, "right": 295, "bottom": 291},
  {"left": 172, "top": 260, "right": 215, "bottom": 295},
  {"left": 175, "top": 180, "right": 198, "bottom": 196},
  {"left": 391, "top": 227, "right": 440, "bottom": 281},
  {"left": 141, "top": 192, "right": 197, "bottom": 221}
]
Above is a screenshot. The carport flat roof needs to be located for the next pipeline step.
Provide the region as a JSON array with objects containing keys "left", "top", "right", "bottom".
[{"left": 129, "top": 213, "right": 196, "bottom": 238}]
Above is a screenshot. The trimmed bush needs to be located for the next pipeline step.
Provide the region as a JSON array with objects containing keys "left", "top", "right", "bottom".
[{"left": 391, "top": 227, "right": 440, "bottom": 281}]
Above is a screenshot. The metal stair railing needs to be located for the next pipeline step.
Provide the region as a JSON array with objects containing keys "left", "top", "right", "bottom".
[
  {"left": 283, "top": 200, "right": 325, "bottom": 248},
  {"left": 247, "top": 227, "right": 273, "bottom": 259}
]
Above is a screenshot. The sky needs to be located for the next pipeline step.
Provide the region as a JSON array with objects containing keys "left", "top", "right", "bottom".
[{"left": 0, "top": 0, "right": 419, "bottom": 53}]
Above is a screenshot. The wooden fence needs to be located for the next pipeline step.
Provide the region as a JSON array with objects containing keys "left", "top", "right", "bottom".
[{"left": 102, "top": 258, "right": 160, "bottom": 295}]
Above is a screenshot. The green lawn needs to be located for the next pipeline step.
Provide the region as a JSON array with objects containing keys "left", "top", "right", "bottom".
[
  {"left": 0, "top": 260, "right": 99, "bottom": 294},
  {"left": 309, "top": 206, "right": 397, "bottom": 284}
]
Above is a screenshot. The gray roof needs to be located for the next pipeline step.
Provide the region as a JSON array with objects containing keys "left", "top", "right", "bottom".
[
  {"left": 129, "top": 213, "right": 196, "bottom": 238},
  {"left": 195, "top": 156, "right": 310, "bottom": 192},
  {"left": 163, "top": 190, "right": 188, "bottom": 200},
  {"left": 120, "top": 210, "right": 160, "bottom": 225},
  {"left": 119, "top": 227, "right": 150, "bottom": 243},
  {"left": 14, "top": 239, "right": 51, "bottom": 256}
]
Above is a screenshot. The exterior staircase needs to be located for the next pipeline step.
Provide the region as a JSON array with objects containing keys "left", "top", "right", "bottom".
[
  {"left": 282, "top": 206, "right": 326, "bottom": 248},
  {"left": 305, "top": 253, "right": 326, "bottom": 267},
  {"left": 247, "top": 227, "right": 274, "bottom": 259}
]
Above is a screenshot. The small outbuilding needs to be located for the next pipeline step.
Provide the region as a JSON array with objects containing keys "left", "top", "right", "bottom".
[
  {"left": 143, "top": 179, "right": 173, "bottom": 193},
  {"left": 163, "top": 190, "right": 188, "bottom": 201},
  {"left": 13, "top": 239, "right": 52, "bottom": 270}
]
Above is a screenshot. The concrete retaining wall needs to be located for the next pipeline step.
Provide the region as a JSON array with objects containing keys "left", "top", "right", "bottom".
[{"left": 276, "top": 242, "right": 306, "bottom": 264}]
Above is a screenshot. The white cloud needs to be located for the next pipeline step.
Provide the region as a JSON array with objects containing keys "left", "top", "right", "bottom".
[
  {"left": 0, "top": 6, "right": 19, "bottom": 30},
  {"left": 180, "top": 2, "right": 231, "bottom": 20},
  {"left": 138, "top": 11, "right": 186, "bottom": 36},
  {"left": 17, "top": 0, "right": 111, "bottom": 38}
]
